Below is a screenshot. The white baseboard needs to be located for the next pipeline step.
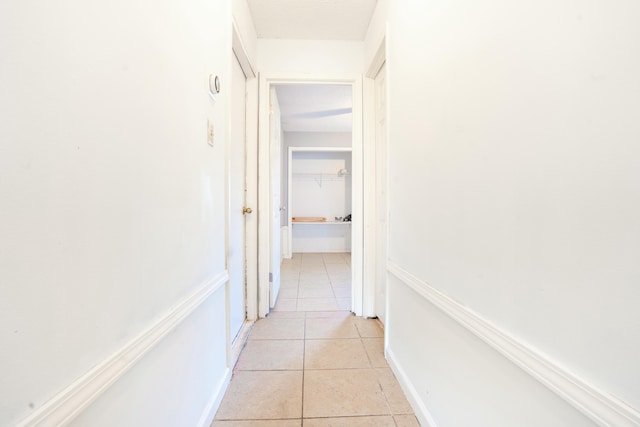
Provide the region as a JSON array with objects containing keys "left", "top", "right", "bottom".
[
  {"left": 196, "top": 367, "right": 232, "bottom": 427},
  {"left": 386, "top": 347, "right": 439, "bottom": 427},
  {"left": 230, "top": 320, "right": 255, "bottom": 369},
  {"left": 16, "top": 271, "right": 229, "bottom": 427},
  {"left": 387, "top": 262, "right": 640, "bottom": 427}
]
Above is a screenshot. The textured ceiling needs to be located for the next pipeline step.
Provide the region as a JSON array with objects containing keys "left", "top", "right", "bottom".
[
  {"left": 275, "top": 84, "right": 352, "bottom": 133},
  {"left": 247, "top": 0, "right": 377, "bottom": 40}
]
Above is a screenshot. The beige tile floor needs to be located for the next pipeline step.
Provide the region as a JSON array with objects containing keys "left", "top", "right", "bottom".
[
  {"left": 274, "top": 253, "right": 353, "bottom": 312},
  {"left": 213, "top": 253, "right": 420, "bottom": 427}
]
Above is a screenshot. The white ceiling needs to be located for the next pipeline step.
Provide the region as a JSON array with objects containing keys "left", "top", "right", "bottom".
[
  {"left": 247, "top": 0, "right": 377, "bottom": 40},
  {"left": 275, "top": 84, "right": 352, "bottom": 133},
  {"left": 248, "top": 0, "right": 368, "bottom": 132}
]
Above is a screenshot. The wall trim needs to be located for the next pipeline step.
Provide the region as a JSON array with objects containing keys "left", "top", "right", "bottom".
[
  {"left": 387, "top": 262, "right": 640, "bottom": 427},
  {"left": 386, "top": 347, "right": 439, "bottom": 427},
  {"left": 16, "top": 271, "right": 229, "bottom": 427},
  {"left": 232, "top": 20, "right": 256, "bottom": 78},
  {"left": 365, "top": 36, "right": 386, "bottom": 78},
  {"left": 229, "top": 320, "right": 254, "bottom": 370},
  {"left": 196, "top": 367, "right": 232, "bottom": 427}
]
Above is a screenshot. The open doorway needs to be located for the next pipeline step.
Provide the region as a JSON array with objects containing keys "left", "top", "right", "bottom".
[
  {"left": 282, "top": 84, "right": 353, "bottom": 312},
  {"left": 257, "top": 75, "right": 363, "bottom": 317}
]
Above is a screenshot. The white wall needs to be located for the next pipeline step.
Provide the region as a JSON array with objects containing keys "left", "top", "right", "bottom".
[
  {"left": 68, "top": 292, "right": 227, "bottom": 427},
  {"left": 0, "top": 0, "right": 232, "bottom": 425},
  {"left": 257, "top": 39, "right": 364, "bottom": 75},
  {"left": 387, "top": 275, "right": 596, "bottom": 427},
  {"left": 292, "top": 224, "right": 352, "bottom": 254},
  {"left": 384, "top": 0, "right": 640, "bottom": 426}
]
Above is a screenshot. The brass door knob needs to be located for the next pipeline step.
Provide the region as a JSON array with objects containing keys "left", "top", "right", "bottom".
[{"left": 242, "top": 207, "right": 253, "bottom": 214}]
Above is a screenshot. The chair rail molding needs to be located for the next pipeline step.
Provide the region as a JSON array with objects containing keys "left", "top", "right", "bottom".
[
  {"left": 387, "top": 261, "right": 640, "bottom": 427},
  {"left": 16, "top": 271, "right": 229, "bottom": 427}
]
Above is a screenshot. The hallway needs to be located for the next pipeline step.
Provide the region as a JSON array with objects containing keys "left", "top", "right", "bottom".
[{"left": 213, "top": 253, "right": 420, "bottom": 426}]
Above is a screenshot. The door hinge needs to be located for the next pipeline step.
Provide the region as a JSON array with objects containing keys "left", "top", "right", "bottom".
[{"left": 269, "top": 272, "right": 273, "bottom": 283}]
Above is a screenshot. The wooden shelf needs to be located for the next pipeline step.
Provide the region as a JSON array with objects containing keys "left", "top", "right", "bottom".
[{"left": 292, "top": 221, "right": 351, "bottom": 225}]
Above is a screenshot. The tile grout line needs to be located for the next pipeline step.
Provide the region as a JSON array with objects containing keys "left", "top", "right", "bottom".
[
  {"left": 360, "top": 331, "right": 377, "bottom": 370},
  {"left": 326, "top": 255, "right": 340, "bottom": 303},
  {"left": 295, "top": 256, "right": 301, "bottom": 312},
  {"left": 301, "top": 270, "right": 307, "bottom": 422},
  {"left": 295, "top": 267, "right": 301, "bottom": 310},
  {"left": 359, "top": 315, "right": 396, "bottom": 421},
  {"left": 376, "top": 366, "right": 396, "bottom": 419},
  {"left": 300, "top": 254, "right": 305, "bottom": 426}
]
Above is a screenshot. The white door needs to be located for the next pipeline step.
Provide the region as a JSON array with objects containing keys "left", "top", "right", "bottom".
[
  {"left": 269, "top": 87, "right": 282, "bottom": 308},
  {"left": 374, "top": 63, "right": 388, "bottom": 324},
  {"left": 229, "top": 54, "right": 248, "bottom": 341}
]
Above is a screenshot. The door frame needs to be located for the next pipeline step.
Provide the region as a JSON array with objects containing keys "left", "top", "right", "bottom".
[
  {"left": 268, "top": 86, "right": 282, "bottom": 309},
  {"left": 227, "top": 22, "right": 258, "bottom": 368},
  {"left": 258, "top": 73, "right": 364, "bottom": 318},
  {"left": 363, "top": 37, "right": 388, "bottom": 319},
  {"left": 231, "top": 22, "right": 259, "bottom": 323}
]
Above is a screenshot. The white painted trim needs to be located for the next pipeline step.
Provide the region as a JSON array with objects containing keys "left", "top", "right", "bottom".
[
  {"left": 350, "top": 76, "right": 364, "bottom": 317},
  {"left": 386, "top": 347, "right": 439, "bottom": 427},
  {"left": 258, "top": 72, "right": 272, "bottom": 318},
  {"left": 366, "top": 37, "right": 386, "bottom": 79},
  {"left": 363, "top": 34, "right": 387, "bottom": 319},
  {"left": 362, "top": 75, "right": 376, "bottom": 318},
  {"left": 231, "top": 20, "right": 256, "bottom": 79},
  {"left": 287, "top": 146, "right": 293, "bottom": 263},
  {"left": 16, "top": 272, "right": 229, "bottom": 427},
  {"left": 231, "top": 25, "right": 259, "bottom": 323},
  {"left": 245, "top": 77, "right": 259, "bottom": 321},
  {"left": 196, "top": 367, "right": 232, "bottom": 427},
  {"left": 387, "top": 262, "right": 640, "bottom": 427},
  {"left": 268, "top": 86, "right": 283, "bottom": 310},
  {"left": 258, "top": 73, "right": 365, "bottom": 318},
  {"left": 229, "top": 320, "right": 254, "bottom": 371}
]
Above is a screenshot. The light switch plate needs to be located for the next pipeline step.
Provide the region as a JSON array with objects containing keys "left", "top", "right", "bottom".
[{"left": 207, "top": 120, "right": 214, "bottom": 146}]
